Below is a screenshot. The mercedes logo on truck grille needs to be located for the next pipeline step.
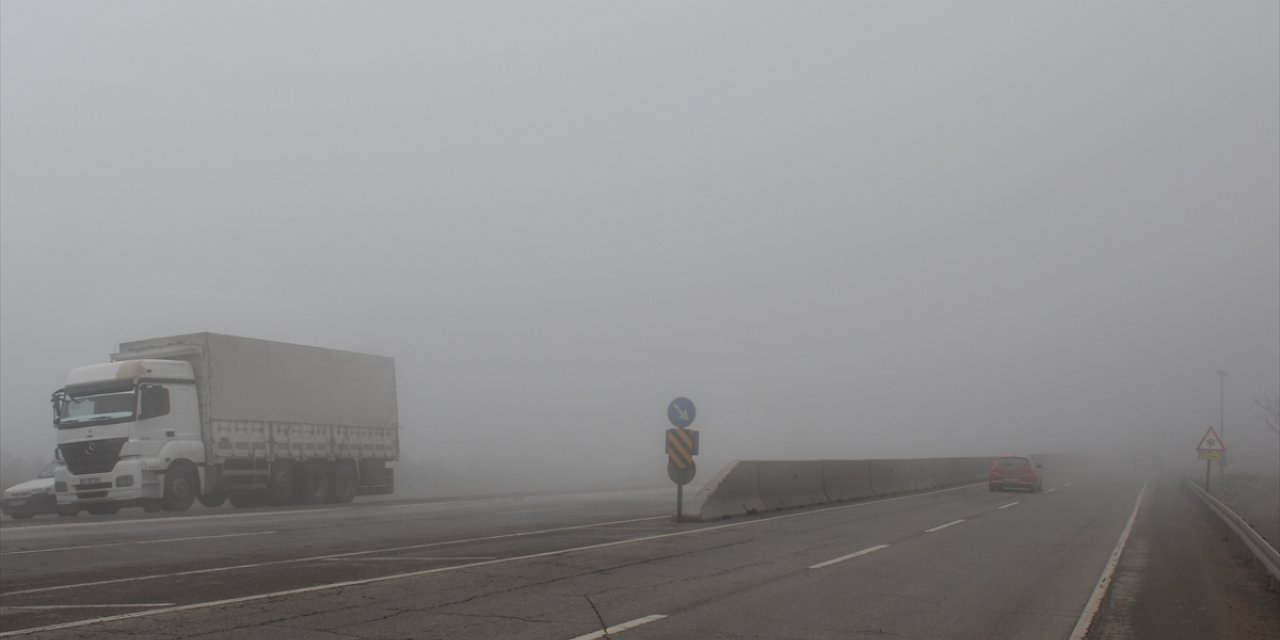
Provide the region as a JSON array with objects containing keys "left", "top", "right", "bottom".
[{"left": 84, "top": 442, "right": 97, "bottom": 455}]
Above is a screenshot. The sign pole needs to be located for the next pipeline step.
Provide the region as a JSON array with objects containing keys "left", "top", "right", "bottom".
[
  {"left": 665, "top": 397, "right": 698, "bottom": 523},
  {"left": 1205, "top": 459, "right": 1211, "bottom": 493},
  {"left": 676, "top": 483, "right": 683, "bottom": 523}
]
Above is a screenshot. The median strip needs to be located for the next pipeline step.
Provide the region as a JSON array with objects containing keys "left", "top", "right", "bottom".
[{"left": 809, "top": 544, "right": 890, "bottom": 569}]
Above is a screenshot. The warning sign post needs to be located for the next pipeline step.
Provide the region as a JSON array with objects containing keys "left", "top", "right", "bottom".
[{"left": 1196, "top": 426, "right": 1226, "bottom": 491}]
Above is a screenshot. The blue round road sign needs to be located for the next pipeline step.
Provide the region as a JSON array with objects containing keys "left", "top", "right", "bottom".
[{"left": 667, "top": 397, "right": 696, "bottom": 428}]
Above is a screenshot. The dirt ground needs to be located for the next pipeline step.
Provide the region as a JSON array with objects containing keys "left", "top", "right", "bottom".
[{"left": 1213, "top": 472, "right": 1280, "bottom": 549}]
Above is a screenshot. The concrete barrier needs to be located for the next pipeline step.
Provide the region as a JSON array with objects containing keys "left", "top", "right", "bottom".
[
  {"left": 822, "top": 460, "right": 875, "bottom": 502},
  {"left": 684, "top": 461, "right": 765, "bottom": 521},
  {"left": 930, "top": 457, "right": 979, "bottom": 486},
  {"left": 756, "top": 460, "right": 828, "bottom": 510},
  {"left": 691, "top": 455, "right": 995, "bottom": 521},
  {"left": 970, "top": 457, "right": 993, "bottom": 482},
  {"left": 907, "top": 458, "right": 937, "bottom": 490},
  {"left": 869, "top": 459, "right": 910, "bottom": 495}
]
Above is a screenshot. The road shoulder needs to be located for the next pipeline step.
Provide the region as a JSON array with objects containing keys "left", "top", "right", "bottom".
[{"left": 1086, "top": 476, "right": 1280, "bottom": 640}]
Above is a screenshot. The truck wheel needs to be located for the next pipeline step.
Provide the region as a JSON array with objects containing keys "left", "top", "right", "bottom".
[
  {"left": 198, "top": 491, "right": 228, "bottom": 508},
  {"left": 228, "top": 491, "right": 265, "bottom": 508},
  {"left": 162, "top": 464, "right": 198, "bottom": 512},
  {"left": 329, "top": 461, "right": 358, "bottom": 504},
  {"left": 86, "top": 504, "right": 120, "bottom": 515},
  {"left": 298, "top": 461, "right": 330, "bottom": 504},
  {"left": 266, "top": 462, "right": 296, "bottom": 505}
]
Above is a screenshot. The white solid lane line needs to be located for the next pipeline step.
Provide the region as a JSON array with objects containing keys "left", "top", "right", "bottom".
[
  {"left": 1069, "top": 480, "right": 1147, "bottom": 640},
  {"left": 924, "top": 519, "right": 965, "bottom": 533},
  {"left": 146, "top": 531, "right": 277, "bottom": 544},
  {"left": 997, "top": 501, "right": 1020, "bottom": 510},
  {"left": 1, "top": 604, "right": 175, "bottom": 610},
  {"left": 1045, "top": 488, "right": 1057, "bottom": 493},
  {"left": 809, "top": 544, "right": 891, "bottom": 569},
  {"left": 0, "top": 532, "right": 276, "bottom": 556},
  {"left": 0, "top": 543, "right": 127, "bottom": 556},
  {"left": 325, "top": 556, "right": 497, "bottom": 562},
  {"left": 500, "top": 506, "right": 581, "bottom": 515},
  {"left": 568, "top": 614, "right": 667, "bottom": 640}
]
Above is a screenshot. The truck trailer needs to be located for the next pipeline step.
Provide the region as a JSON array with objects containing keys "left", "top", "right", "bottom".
[{"left": 51, "top": 333, "right": 398, "bottom": 514}]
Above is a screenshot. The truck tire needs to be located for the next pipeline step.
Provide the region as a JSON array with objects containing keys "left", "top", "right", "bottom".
[
  {"left": 161, "top": 463, "right": 198, "bottom": 512},
  {"left": 228, "top": 491, "right": 265, "bottom": 508},
  {"left": 266, "top": 461, "right": 296, "bottom": 505},
  {"left": 86, "top": 504, "right": 120, "bottom": 515},
  {"left": 329, "top": 460, "right": 358, "bottom": 504},
  {"left": 298, "top": 461, "right": 330, "bottom": 504},
  {"left": 198, "top": 491, "right": 228, "bottom": 508}
]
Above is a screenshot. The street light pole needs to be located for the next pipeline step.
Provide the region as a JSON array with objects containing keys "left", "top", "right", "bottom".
[{"left": 1216, "top": 370, "right": 1228, "bottom": 475}]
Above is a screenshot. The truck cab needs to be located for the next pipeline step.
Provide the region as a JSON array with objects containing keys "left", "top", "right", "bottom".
[{"left": 53, "top": 359, "right": 204, "bottom": 514}]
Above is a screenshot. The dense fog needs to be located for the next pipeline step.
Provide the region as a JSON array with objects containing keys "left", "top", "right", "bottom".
[{"left": 2, "top": 2, "right": 1277, "bottom": 496}]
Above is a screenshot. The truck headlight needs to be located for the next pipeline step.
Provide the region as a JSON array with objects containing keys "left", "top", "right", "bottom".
[
  {"left": 55, "top": 481, "right": 67, "bottom": 492},
  {"left": 116, "top": 475, "right": 135, "bottom": 487}
]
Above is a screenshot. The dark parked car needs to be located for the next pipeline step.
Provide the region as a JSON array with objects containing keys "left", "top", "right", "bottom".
[{"left": 988, "top": 455, "right": 1043, "bottom": 492}]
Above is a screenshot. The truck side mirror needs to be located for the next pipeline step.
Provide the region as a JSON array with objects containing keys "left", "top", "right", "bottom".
[
  {"left": 50, "top": 389, "right": 65, "bottom": 427},
  {"left": 139, "top": 385, "right": 171, "bottom": 420}
]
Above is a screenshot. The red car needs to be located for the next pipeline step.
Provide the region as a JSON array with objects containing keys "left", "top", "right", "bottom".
[{"left": 988, "top": 455, "right": 1043, "bottom": 492}]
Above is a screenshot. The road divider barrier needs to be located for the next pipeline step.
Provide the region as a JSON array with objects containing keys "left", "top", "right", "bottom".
[
  {"left": 821, "top": 460, "right": 875, "bottom": 502},
  {"left": 687, "top": 457, "right": 993, "bottom": 521},
  {"left": 683, "top": 461, "right": 767, "bottom": 520},
  {"left": 756, "top": 461, "right": 827, "bottom": 510}
]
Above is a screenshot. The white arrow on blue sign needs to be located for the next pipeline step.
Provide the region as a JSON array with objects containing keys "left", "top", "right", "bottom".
[{"left": 668, "top": 397, "right": 696, "bottom": 428}]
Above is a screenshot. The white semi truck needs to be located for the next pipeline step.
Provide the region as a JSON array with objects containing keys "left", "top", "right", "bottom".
[{"left": 51, "top": 333, "right": 399, "bottom": 514}]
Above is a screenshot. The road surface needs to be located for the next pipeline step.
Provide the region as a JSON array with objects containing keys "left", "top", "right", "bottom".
[{"left": 0, "top": 461, "right": 1228, "bottom": 639}]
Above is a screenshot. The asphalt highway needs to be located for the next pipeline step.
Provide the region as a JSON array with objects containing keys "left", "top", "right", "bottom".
[{"left": 0, "top": 462, "right": 1148, "bottom": 639}]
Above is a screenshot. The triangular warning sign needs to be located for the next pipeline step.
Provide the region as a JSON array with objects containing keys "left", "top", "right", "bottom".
[{"left": 1196, "top": 426, "right": 1226, "bottom": 452}]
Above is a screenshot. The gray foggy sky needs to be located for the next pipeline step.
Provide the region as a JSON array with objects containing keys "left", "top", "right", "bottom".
[{"left": 2, "top": 2, "right": 1277, "bottom": 488}]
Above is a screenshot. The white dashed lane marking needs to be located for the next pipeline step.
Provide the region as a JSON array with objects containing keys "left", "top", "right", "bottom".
[
  {"left": 809, "top": 544, "right": 891, "bottom": 569},
  {"left": 924, "top": 519, "right": 965, "bottom": 533},
  {"left": 568, "top": 614, "right": 667, "bottom": 640}
]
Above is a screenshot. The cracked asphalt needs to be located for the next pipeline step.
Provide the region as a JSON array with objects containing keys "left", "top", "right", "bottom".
[{"left": 2, "top": 462, "right": 1260, "bottom": 639}]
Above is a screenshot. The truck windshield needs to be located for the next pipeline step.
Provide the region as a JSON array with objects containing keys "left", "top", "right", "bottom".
[{"left": 59, "top": 391, "right": 135, "bottom": 427}]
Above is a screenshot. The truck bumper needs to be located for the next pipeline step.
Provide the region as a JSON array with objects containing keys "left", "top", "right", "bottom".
[{"left": 57, "top": 458, "right": 163, "bottom": 507}]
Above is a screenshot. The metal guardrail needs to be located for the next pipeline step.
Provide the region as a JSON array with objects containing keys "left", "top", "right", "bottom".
[{"left": 1184, "top": 478, "right": 1280, "bottom": 586}]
